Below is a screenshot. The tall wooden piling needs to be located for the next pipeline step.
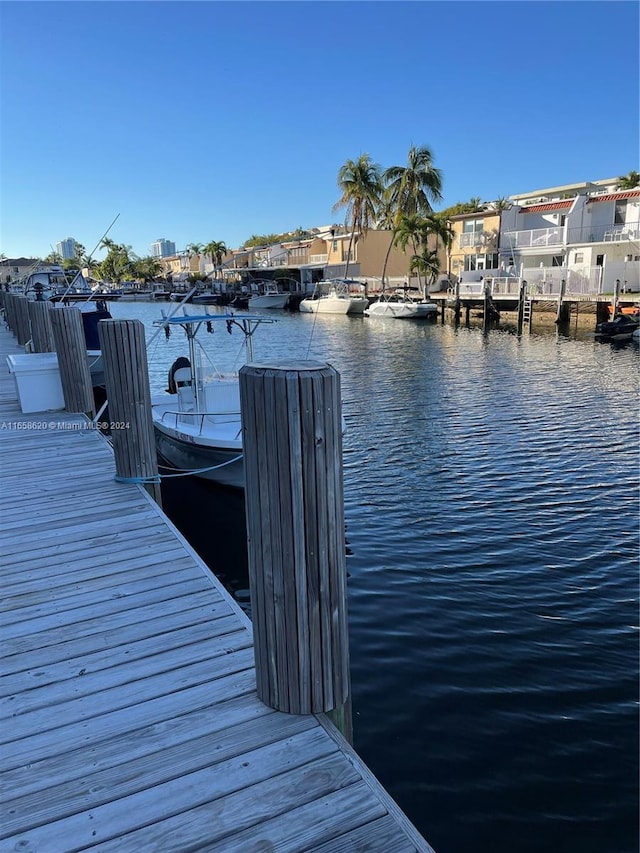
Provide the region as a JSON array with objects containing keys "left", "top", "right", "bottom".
[
  {"left": 98, "top": 319, "right": 161, "bottom": 505},
  {"left": 555, "top": 278, "right": 568, "bottom": 325},
  {"left": 3, "top": 293, "right": 16, "bottom": 334},
  {"left": 239, "top": 361, "right": 351, "bottom": 741},
  {"left": 50, "top": 307, "right": 95, "bottom": 417},
  {"left": 14, "top": 296, "right": 31, "bottom": 347},
  {"left": 27, "top": 300, "right": 55, "bottom": 352}
]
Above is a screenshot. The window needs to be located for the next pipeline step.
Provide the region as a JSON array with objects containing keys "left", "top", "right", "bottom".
[
  {"left": 574, "top": 252, "right": 584, "bottom": 264},
  {"left": 560, "top": 215, "right": 567, "bottom": 226},
  {"left": 463, "top": 253, "right": 499, "bottom": 271},
  {"left": 596, "top": 254, "right": 604, "bottom": 267},
  {"left": 614, "top": 200, "right": 627, "bottom": 225},
  {"left": 463, "top": 219, "right": 484, "bottom": 233},
  {"left": 552, "top": 255, "right": 563, "bottom": 267},
  {"left": 332, "top": 240, "right": 338, "bottom": 251}
]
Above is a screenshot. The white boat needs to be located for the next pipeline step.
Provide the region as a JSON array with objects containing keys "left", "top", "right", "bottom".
[
  {"left": 248, "top": 282, "right": 290, "bottom": 310},
  {"left": 299, "top": 280, "right": 368, "bottom": 315},
  {"left": 151, "top": 311, "right": 276, "bottom": 489},
  {"left": 365, "top": 292, "right": 438, "bottom": 320}
]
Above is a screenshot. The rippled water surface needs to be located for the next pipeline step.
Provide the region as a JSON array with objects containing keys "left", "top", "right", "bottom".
[{"left": 112, "top": 303, "right": 639, "bottom": 853}]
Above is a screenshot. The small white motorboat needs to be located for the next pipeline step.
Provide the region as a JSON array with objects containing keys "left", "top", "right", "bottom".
[
  {"left": 299, "top": 279, "right": 368, "bottom": 315},
  {"left": 365, "top": 292, "right": 438, "bottom": 320},
  {"left": 151, "top": 310, "right": 276, "bottom": 488},
  {"left": 248, "top": 282, "right": 290, "bottom": 310}
]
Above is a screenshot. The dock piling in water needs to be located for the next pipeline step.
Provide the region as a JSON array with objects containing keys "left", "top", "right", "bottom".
[
  {"left": 98, "top": 318, "right": 161, "bottom": 505},
  {"left": 239, "top": 361, "right": 352, "bottom": 740}
]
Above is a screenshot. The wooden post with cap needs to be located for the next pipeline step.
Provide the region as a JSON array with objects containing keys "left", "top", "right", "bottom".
[
  {"left": 239, "top": 360, "right": 352, "bottom": 742},
  {"left": 98, "top": 318, "right": 161, "bottom": 506}
]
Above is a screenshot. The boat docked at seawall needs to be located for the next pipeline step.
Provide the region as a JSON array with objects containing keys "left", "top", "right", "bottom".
[
  {"left": 365, "top": 292, "right": 438, "bottom": 320},
  {"left": 299, "top": 279, "right": 368, "bottom": 315},
  {"left": 150, "top": 311, "right": 276, "bottom": 489},
  {"left": 247, "top": 282, "right": 290, "bottom": 310}
]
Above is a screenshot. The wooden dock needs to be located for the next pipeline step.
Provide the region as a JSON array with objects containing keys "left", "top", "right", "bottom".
[{"left": 0, "top": 321, "right": 434, "bottom": 852}]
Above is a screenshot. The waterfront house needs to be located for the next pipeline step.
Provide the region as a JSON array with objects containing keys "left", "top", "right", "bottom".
[
  {"left": 447, "top": 208, "right": 502, "bottom": 280},
  {"left": 500, "top": 179, "right": 640, "bottom": 294}
]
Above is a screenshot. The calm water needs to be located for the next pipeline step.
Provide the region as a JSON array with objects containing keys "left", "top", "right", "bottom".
[{"left": 111, "top": 302, "right": 639, "bottom": 853}]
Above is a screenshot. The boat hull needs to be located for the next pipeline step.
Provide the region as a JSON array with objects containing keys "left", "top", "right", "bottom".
[
  {"left": 248, "top": 293, "right": 290, "bottom": 310},
  {"left": 299, "top": 296, "right": 368, "bottom": 315},
  {"left": 154, "top": 425, "right": 244, "bottom": 489}
]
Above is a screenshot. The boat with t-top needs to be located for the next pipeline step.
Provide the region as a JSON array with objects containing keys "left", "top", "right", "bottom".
[
  {"left": 299, "top": 279, "right": 368, "bottom": 315},
  {"left": 150, "top": 309, "right": 276, "bottom": 489}
]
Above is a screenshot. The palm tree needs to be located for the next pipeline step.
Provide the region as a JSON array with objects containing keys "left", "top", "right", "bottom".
[
  {"left": 381, "top": 145, "right": 443, "bottom": 287},
  {"left": 409, "top": 248, "right": 441, "bottom": 289},
  {"left": 394, "top": 214, "right": 431, "bottom": 291},
  {"left": 185, "top": 243, "right": 203, "bottom": 257},
  {"left": 616, "top": 171, "right": 640, "bottom": 190},
  {"left": 384, "top": 145, "right": 443, "bottom": 218},
  {"left": 203, "top": 240, "right": 228, "bottom": 277},
  {"left": 333, "top": 153, "right": 383, "bottom": 278}
]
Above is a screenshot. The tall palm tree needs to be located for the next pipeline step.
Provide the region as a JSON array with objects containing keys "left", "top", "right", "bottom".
[
  {"left": 185, "top": 242, "right": 203, "bottom": 257},
  {"left": 203, "top": 240, "right": 228, "bottom": 277},
  {"left": 616, "top": 171, "right": 640, "bottom": 190},
  {"left": 333, "top": 153, "right": 383, "bottom": 279},
  {"left": 381, "top": 145, "right": 443, "bottom": 287},
  {"left": 394, "top": 214, "right": 431, "bottom": 291},
  {"left": 409, "top": 248, "right": 441, "bottom": 288}
]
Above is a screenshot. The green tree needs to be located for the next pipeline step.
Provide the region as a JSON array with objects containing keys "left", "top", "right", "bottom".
[
  {"left": 409, "top": 248, "right": 441, "bottom": 289},
  {"left": 185, "top": 243, "right": 203, "bottom": 256},
  {"left": 381, "top": 145, "right": 443, "bottom": 287},
  {"left": 394, "top": 214, "right": 431, "bottom": 290},
  {"left": 132, "top": 256, "right": 163, "bottom": 282},
  {"left": 333, "top": 153, "right": 383, "bottom": 278},
  {"left": 98, "top": 242, "right": 135, "bottom": 283},
  {"left": 616, "top": 171, "right": 640, "bottom": 190},
  {"left": 203, "top": 240, "right": 228, "bottom": 276}
]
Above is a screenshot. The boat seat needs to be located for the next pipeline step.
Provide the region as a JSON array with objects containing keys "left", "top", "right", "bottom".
[{"left": 173, "top": 367, "right": 193, "bottom": 387}]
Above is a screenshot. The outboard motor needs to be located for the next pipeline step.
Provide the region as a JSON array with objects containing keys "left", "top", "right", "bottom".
[{"left": 167, "top": 357, "right": 191, "bottom": 394}]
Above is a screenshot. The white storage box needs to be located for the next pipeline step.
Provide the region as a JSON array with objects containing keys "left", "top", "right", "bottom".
[{"left": 6, "top": 353, "right": 65, "bottom": 413}]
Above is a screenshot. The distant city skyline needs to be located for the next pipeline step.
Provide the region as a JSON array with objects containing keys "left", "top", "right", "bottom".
[
  {"left": 151, "top": 238, "right": 177, "bottom": 259},
  {"left": 1, "top": 2, "right": 638, "bottom": 261}
]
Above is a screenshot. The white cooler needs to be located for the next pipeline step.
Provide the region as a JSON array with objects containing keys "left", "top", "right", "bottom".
[{"left": 6, "top": 353, "right": 65, "bottom": 413}]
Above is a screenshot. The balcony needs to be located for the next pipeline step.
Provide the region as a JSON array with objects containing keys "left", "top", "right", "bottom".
[
  {"left": 309, "top": 254, "right": 328, "bottom": 264},
  {"left": 503, "top": 227, "right": 564, "bottom": 249},
  {"left": 567, "top": 221, "right": 640, "bottom": 244},
  {"left": 458, "top": 232, "right": 489, "bottom": 248}
]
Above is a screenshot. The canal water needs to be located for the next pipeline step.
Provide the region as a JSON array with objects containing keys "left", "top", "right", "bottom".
[{"left": 110, "top": 301, "right": 639, "bottom": 853}]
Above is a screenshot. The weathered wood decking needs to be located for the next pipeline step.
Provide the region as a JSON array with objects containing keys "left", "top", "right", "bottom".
[{"left": 0, "top": 322, "right": 434, "bottom": 852}]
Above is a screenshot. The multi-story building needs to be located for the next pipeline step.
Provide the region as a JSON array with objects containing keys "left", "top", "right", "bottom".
[
  {"left": 56, "top": 238, "right": 76, "bottom": 260},
  {"left": 500, "top": 179, "right": 640, "bottom": 294},
  {"left": 447, "top": 208, "right": 502, "bottom": 279},
  {"left": 151, "top": 238, "right": 176, "bottom": 258}
]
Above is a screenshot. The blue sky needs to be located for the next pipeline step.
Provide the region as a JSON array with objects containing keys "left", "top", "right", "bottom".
[{"left": 1, "top": 1, "right": 638, "bottom": 260}]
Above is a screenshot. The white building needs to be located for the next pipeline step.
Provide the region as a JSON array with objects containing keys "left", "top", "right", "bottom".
[
  {"left": 56, "top": 238, "right": 76, "bottom": 260},
  {"left": 151, "top": 238, "right": 176, "bottom": 258},
  {"left": 500, "top": 179, "right": 640, "bottom": 294}
]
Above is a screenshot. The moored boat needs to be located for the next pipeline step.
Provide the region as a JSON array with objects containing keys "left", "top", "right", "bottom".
[
  {"left": 299, "top": 279, "right": 368, "bottom": 315},
  {"left": 150, "top": 311, "right": 276, "bottom": 488},
  {"left": 365, "top": 292, "right": 437, "bottom": 320}
]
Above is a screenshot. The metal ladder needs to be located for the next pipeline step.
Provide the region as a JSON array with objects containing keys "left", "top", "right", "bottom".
[{"left": 522, "top": 296, "right": 533, "bottom": 325}]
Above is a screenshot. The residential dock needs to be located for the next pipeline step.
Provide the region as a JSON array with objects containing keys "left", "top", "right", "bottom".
[{"left": 0, "top": 321, "right": 434, "bottom": 852}]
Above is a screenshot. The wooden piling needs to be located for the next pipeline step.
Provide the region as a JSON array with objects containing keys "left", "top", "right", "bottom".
[
  {"left": 50, "top": 307, "right": 95, "bottom": 417},
  {"left": 555, "top": 278, "right": 568, "bottom": 324},
  {"left": 98, "top": 319, "right": 161, "bottom": 505},
  {"left": 14, "top": 296, "right": 31, "bottom": 347},
  {"left": 3, "top": 293, "right": 16, "bottom": 334},
  {"left": 239, "top": 360, "right": 351, "bottom": 741},
  {"left": 27, "top": 299, "right": 55, "bottom": 352}
]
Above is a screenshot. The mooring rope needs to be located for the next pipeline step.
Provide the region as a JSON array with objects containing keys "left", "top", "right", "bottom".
[{"left": 114, "top": 453, "right": 244, "bottom": 483}]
